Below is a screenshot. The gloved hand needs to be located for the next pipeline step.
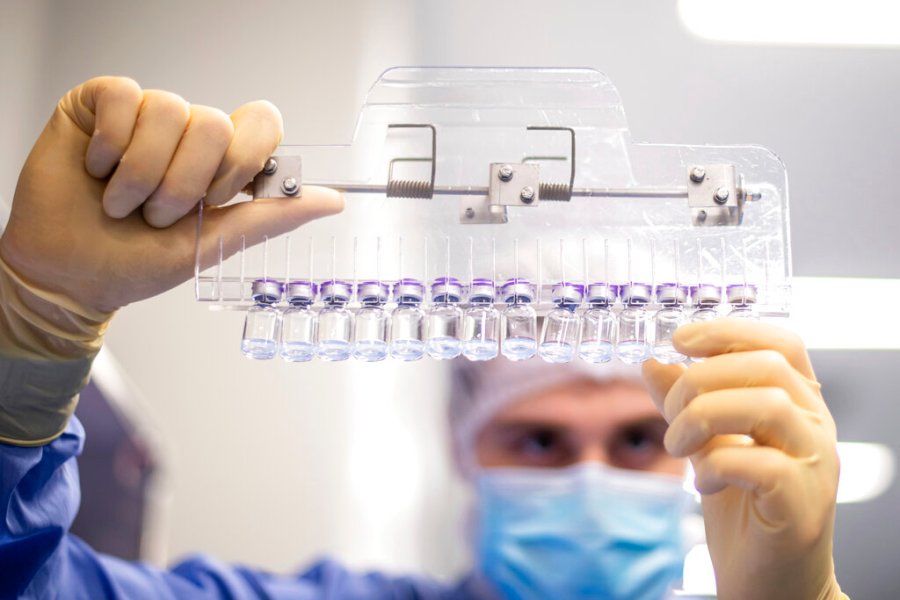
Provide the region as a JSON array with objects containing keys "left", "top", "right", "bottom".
[
  {"left": 643, "top": 319, "right": 845, "bottom": 600},
  {"left": 0, "top": 76, "right": 343, "bottom": 359}
]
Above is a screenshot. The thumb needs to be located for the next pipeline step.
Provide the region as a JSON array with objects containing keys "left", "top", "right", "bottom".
[
  {"left": 642, "top": 359, "right": 686, "bottom": 422},
  {"left": 196, "top": 186, "right": 345, "bottom": 268}
]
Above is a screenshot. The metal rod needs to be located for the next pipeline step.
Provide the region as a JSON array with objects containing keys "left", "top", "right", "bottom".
[{"left": 302, "top": 182, "right": 688, "bottom": 199}]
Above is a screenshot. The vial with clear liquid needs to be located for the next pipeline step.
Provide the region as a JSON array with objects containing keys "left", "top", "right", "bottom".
[
  {"left": 539, "top": 282, "right": 584, "bottom": 364},
  {"left": 652, "top": 283, "right": 689, "bottom": 364},
  {"left": 390, "top": 278, "right": 426, "bottom": 361},
  {"left": 500, "top": 278, "right": 538, "bottom": 361},
  {"left": 280, "top": 280, "right": 318, "bottom": 362},
  {"left": 241, "top": 279, "right": 283, "bottom": 360},
  {"left": 425, "top": 277, "right": 464, "bottom": 360},
  {"left": 462, "top": 278, "right": 500, "bottom": 361},
  {"left": 726, "top": 284, "right": 758, "bottom": 319},
  {"left": 615, "top": 283, "right": 652, "bottom": 364},
  {"left": 578, "top": 282, "right": 618, "bottom": 364},
  {"left": 690, "top": 284, "right": 722, "bottom": 323},
  {"left": 316, "top": 280, "right": 353, "bottom": 361},
  {"left": 353, "top": 281, "right": 390, "bottom": 362}
]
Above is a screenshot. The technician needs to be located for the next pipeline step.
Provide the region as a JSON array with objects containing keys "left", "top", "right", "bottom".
[{"left": 0, "top": 77, "right": 847, "bottom": 599}]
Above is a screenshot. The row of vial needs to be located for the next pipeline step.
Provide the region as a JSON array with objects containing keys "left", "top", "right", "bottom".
[{"left": 241, "top": 277, "right": 758, "bottom": 364}]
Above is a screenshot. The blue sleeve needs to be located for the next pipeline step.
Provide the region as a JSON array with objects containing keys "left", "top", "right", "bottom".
[{"left": 0, "top": 416, "right": 465, "bottom": 600}]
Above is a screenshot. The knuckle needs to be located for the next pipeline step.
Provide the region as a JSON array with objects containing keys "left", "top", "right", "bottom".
[
  {"left": 757, "top": 349, "right": 789, "bottom": 373},
  {"left": 190, "top": 106, "right": 234, "bottom": 147},
  {"left": 145, "top": 90, "right": 191, "bottom": 123}
]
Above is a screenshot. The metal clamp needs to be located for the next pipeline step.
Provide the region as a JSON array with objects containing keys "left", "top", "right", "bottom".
[
  {"left": 252, "top": 152, "right": 303, "bottom": 199},
  {"left": 687, "top": 164, "right": 744, "bottom": 226}
]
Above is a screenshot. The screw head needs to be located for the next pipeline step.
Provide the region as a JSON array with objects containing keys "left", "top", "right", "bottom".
[
  {"left": 263, "top": 157, "right": 278, "bottom": 175},
  {"left": 464, "top": 207, "right": 476, "bottom": 219},
  {"left": 498, "top": 164, "right": 514, "bottom": 182},
  {"left": 281, "top": 177, "right": 299, "bottom": 195},
  {"left": 714, "top": 187, "right": 730, "bottom": 204},
  {"left": 689, "top": 166, "right": 706, "bottom": 183},
  {"left": 696, "top": 210, "right": 708, "bottom": 224},
  {"left": 520, "top": 186, "right": 535, "bottom": 204}
]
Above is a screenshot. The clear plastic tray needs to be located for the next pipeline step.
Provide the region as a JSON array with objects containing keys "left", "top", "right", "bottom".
[{"left": 195, "top": 67, "right": 790, "bottom": 315}]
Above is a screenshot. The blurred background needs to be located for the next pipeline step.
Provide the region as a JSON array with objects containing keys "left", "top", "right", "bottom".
[{"left": 1, "top": 1, "right": 898, "bottom": 597}]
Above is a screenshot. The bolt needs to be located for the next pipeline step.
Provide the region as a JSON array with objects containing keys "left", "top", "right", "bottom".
[
  {"left": 520, "top": 186, "right": 535, "bottom": 204},
  {"left": 464, "top": 207, "right": 476, "bottom": 219},
  {"left": 689, "top": 166, "right": 706, "bottom": 183},
  {"left": 714, "top": 187, "right": 730, "bottom": 204},
  {"left": 498, "top": 164, "right": 514, "bottom": 182},
  {"left": 281, "top": 177, "right": 299, "bottom": 195},
  {"left": 697, "top": 210, "right": 708, "bottom": 224},
  {"left": 263, "top": 157, "right": 278, "bottom": 175}
]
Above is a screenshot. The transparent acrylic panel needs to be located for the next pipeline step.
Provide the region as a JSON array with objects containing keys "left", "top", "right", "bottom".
[{"left": 196, "top": 67, "right": 790, "bottom": 317}]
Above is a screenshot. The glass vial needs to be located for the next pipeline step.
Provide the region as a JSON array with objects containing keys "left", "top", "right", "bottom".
[
  {"left": 353, "top": 281, "right": 390, "bottom": 362},
  {"left": 316, "top": 280, "right": 353, "bottom": 361},
  {"left": 727, "top": 284, "right": 758, "bottom": 319},
  {"left": 615, "top": 283, "right": 652, "bottom": 364},
  {"left": 241, "top": 279, "right": 283, "bottom": 360},
  {"left": 690, "top": 284, "right": 722, "bottom": 323},
  {"left": 390, "top": 278, "right": 426, "bottom": 361},
  {"left": 462, "top": 278, "right": 500, "bottom": 361},
  {"left": 539, "top": 282, "right": 584, "bottom": 363},
  {"left": 280, "top": 280, "right": 318, "bottom": 362},
  {"left": 500, "top": 278, "right": 538, "bottom": 361},
  {"left": 578, "top": 282, "right": 618, "bottom": 364},
  {"left": 653, "top": 283, "right": 689, "bottom": 364},
  {"left": 425, "top": 277, "right": 464, "bottom": 360}
]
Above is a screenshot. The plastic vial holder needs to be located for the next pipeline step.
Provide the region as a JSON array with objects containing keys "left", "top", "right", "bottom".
[
  {"left": 425, "top": 277, "right": 464, "bottom": 360},
  {"left": 390, "top": 278, "right": 426, "bottom": 361},
  {"left": 500, "top": 278, "right": 538, "bottom": 361},
  {"left": 653, "top": 283, "right": 689, "bottom": 364},
  {"left": 462, "top": 278, "right": 500, "bottom": 361},
  {"left": 317, "top": 280, "right": 354, "bottom": 361},
  {"left": 539, "top": 282, "right": 584, "bottom": 363},
  {"left": 194, "top": 67, "right": 792, "bottom": 363},
  {"left": 354, "top": 281, "right": 390, "bottom": 362},
  {"left": 579, "top": 282, "right": 618, "bottom": 364},
  {"left": 615, "top": 283, "right": 652, "bottom": 364},
  {"left": 241, "top": 279, "right": 283, "bottom": 360},
  {"left": 727, "top": 283, "right": 758, "bottom": 319},
  {"left": 281, "top": 280, "right": 318, "bottom": 362},
  {"left": 691, "top": 284, "right": 722, "bottom": 323}
]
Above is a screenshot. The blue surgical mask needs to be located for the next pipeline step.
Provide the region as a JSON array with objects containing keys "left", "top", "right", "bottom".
[{"left": 474, "top": 462, "right": 690, "bottom": 600}]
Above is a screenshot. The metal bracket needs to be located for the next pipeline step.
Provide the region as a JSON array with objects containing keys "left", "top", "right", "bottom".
[
  {"left": 461, "top": 162, "right": 541, "bottom": 224},
  {"left": 687, "top": 164, "right": 744, "bottom": 226},
  {"left": 252, "top": 153, "right": 303, "bottom": 199}
]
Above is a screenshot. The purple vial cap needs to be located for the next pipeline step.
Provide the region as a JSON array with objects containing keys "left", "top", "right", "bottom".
[
  {"left": 586, "top": 282, "right": 618, "bottom": 305},
  {"left": 431, "top": 277, "right": 464, "bottom": 301},
  {"left": 357, "top": 280, "right": 389, "bottom": 303},
  {"left": 551, "top": 281, "right": 585, "bottom": 305},
  {"left": 726, "top": 283, "right": 758, "bottom": 305},
  {"left": 394, "top": 278, "right": 425, "bottom": 302},
  {"left": 469, "top": 277, "right": 496, "bottom": 302},
  {"left": 500, "top": 277, "right": 534, "bottom": 303},
  {"left": 251, "top": 278, "right": 283, "bottom": 304},
  {"left": 286, "top": 280, "right": 317, "bottom": 303},
  {"left": 320, "top": 279, "right": 352, "bottom": 303},
  {"left": 620, "top": 282, "right": 652, "bottom": 305},
  {"left": 690, "top": 283, "right": 722, "bottom": 306},
  {"left": 655, "top": 283, "right": 689, "bottom": 305}
]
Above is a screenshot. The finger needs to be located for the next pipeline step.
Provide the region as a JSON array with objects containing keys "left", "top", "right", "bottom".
[
  {"left": 196, "top": 186, "right": 344, "bottom": 266},
  {"left": 664, "top": 350, "right": 829, "bottom": 422},
  {"left": 642, "top": 359, "right": 686, "bottom": 419},
  {"left": 692, "top": 444, "right": 794, "bottom": 496},
  {"left": 673, "top": 318, "right": 816, "bottom": 381},
  {"left": 101, "top": 90, "right": 191, "bottom": 218},
  {"left": 142, "top": 105, "right": 234, "bottom": 228},
  {"left": 203, "top": 100, "right": 283, "bottom": 206},
  {"left": 665, "top": 387, "right": 820, "bottom": 458}
]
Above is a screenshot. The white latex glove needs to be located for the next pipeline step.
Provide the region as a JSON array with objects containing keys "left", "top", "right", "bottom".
[
  {"left": 643, "top": 319, "right": 846, "bottom": 600},
  {"left": 0, "top": 76, "right": 343, "bottom": 353}
]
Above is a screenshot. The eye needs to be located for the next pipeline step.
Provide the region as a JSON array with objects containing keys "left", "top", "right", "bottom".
[
  {"left": 511, "top": 427, "right": 573, "bottom": 467},
  {"left": 610, "top": 420, "right": 669, "bottom": 470}
]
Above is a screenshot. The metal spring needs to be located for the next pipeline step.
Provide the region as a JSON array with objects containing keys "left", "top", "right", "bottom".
[
  {"left": 386, "top": 179, "right": 433, "bottom": 199},
  {"left": 539, "top": 182, "right": 572, "bottom": 201}
]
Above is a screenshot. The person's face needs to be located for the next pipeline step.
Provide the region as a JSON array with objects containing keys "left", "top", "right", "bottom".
[{"left": 474, "top": 378, "right": 685, "bottom": 476}]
